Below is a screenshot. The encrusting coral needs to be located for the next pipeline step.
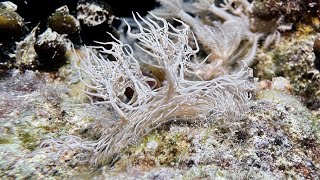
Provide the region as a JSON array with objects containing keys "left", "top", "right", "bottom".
[{"left": 39, "top": 13, "right": 256, "bottom": 165}]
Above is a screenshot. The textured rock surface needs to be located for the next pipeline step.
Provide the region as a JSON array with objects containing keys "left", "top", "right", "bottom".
[
  {"left": 1, "top": 69, "right": 319, "bottom": 179},
  {"left": 253, "top": 25, "right": 320, "bottom": 112},
  {"left": 104, "top": 86, "right": 320, "bottom": 179}
]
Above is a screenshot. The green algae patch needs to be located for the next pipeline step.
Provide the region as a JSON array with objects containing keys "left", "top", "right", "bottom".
[
  {"left": 0, "top": 136, "right": 13, "bottom": 144},
  {"left": 17, "top": 130, "right": 39, "bottom": 151},
  {"left": 114, "top": 128, "right": 193, "bottom": 172}
]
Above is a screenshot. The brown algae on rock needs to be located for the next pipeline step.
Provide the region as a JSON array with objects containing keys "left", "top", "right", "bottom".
[
  {"left": 48, "top": 6, "right": 81, "bottom": 38},
  {"left": 0, "top": 2, "right": 26, "bottom": 40},
  {"left": 34, "top": 28, "right": 68, "bottom": 69}
]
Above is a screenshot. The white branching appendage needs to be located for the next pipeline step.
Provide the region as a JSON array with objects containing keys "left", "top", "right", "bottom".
[
  {"left": 41, "top": 13, "right": 256, "bottom": 165},
  {"left": 153, "top": 0, "right": 261, "bottom": 79}
]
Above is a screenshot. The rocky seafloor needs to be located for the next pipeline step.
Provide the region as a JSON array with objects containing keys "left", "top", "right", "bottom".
[{"left": 0, "top": 0, "right": 320, "bottom": 179}]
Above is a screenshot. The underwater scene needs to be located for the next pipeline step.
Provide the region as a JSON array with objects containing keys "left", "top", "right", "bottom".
[{"left": 0, "top": 0, "right": 320, "bottom": 179}]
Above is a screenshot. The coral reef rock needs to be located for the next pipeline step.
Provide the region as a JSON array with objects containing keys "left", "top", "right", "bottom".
[
  {"left": 34, "top": 28, "right": 68, "bottom": 69},
  {"left": 0, "top": 1, "right": 26, "bottom": 41},
  {"left": 48, "top": 6, "right": 81, "bottom": 42}
]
